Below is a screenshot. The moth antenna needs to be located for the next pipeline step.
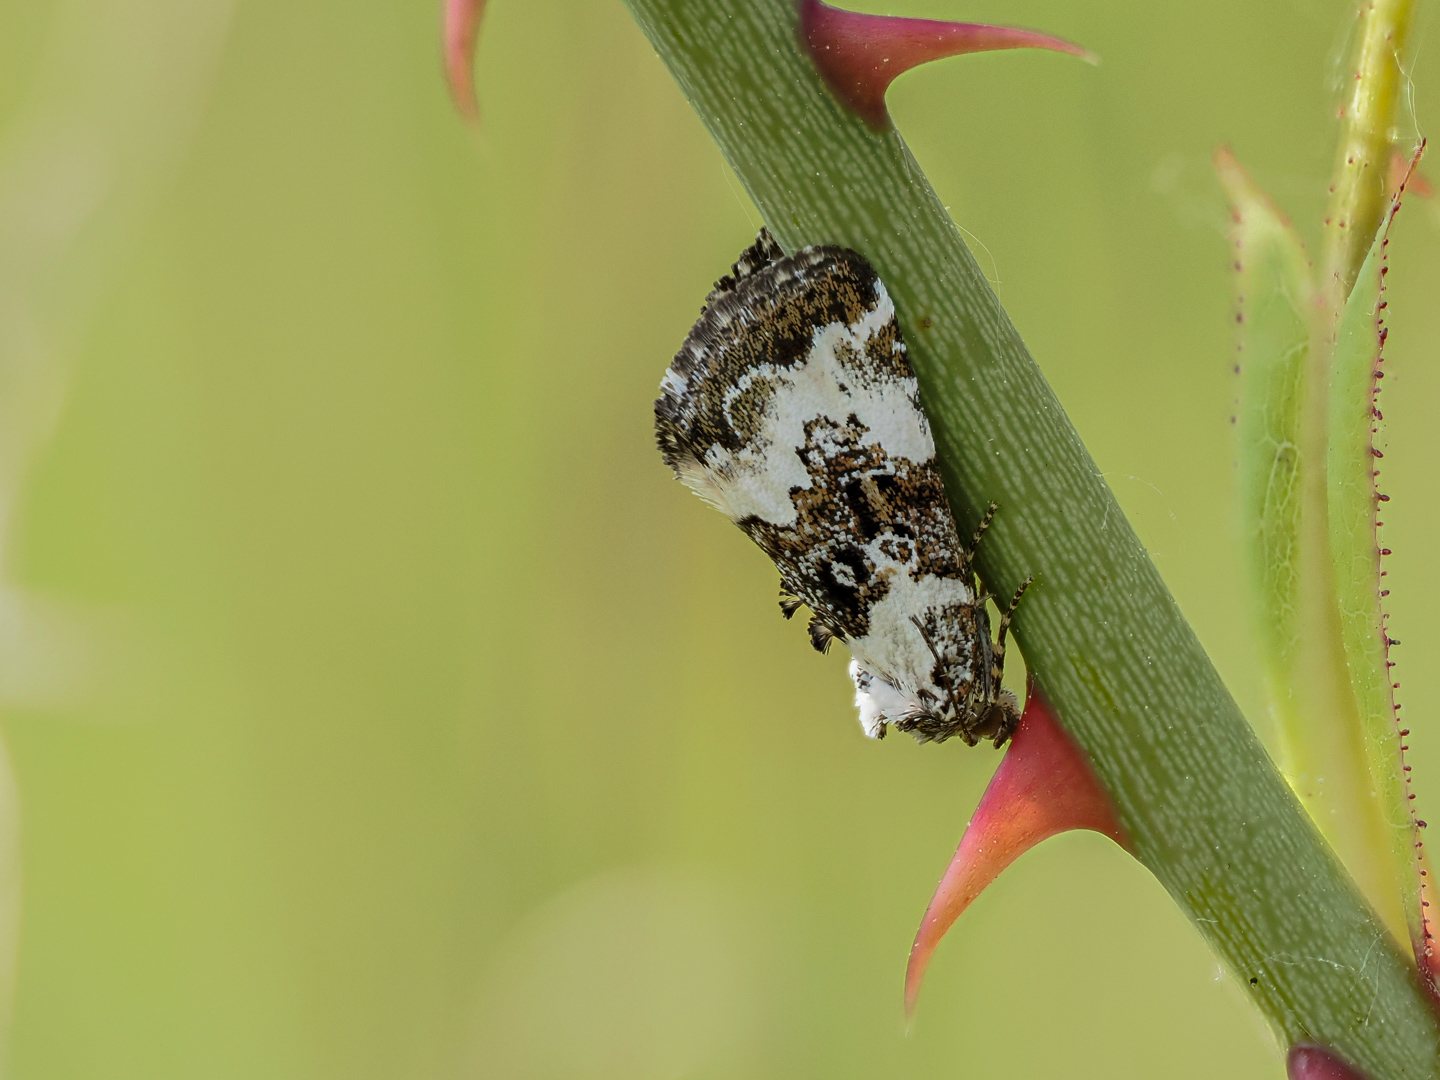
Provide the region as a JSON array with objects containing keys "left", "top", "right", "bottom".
[
  {"left": 909, "top": 614, "right": 944, "bottom": 664},
  {"left": 809, "top": 618, "right": 837, "bottom": 654}
]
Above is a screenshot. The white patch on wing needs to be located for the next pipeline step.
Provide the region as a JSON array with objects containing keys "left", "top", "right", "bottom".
[
  {"left": 850, "top": 658, "right": 912, "bottom": 739},
  {"left": 846, "top": 566, "right": 974, "bottom": 703},
  {"left": 687, "top": 284, "right": 934, "bottom": 527}
]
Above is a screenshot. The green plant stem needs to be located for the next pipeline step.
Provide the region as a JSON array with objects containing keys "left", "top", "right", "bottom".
[
  {"left": 1324, "top": 0, "right": 1415, "bottom": 300},
  {"left": 622, "top": 0, "right": 1440, "bottom": 1070}
]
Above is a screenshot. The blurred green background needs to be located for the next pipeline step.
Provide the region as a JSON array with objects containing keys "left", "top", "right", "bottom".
[{"left": 0, "top": 0, "right": 1437, "bottom": 1077}]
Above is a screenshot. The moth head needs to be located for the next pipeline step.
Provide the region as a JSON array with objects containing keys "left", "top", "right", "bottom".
[
  {"left": 971, "top": 689, "right": 1021, "bottom": 748},
  {"left": 885, "top": 683, "right": 1020, "bottom": 748}
]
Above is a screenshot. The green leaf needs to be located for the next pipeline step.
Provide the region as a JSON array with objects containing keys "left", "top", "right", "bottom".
[
  {"left": 1219, "top": 151, "right": 1406, "bottom": 945},
  {"left": 1328, "top": 198, "right": 1427, "bottom": 964},
  {"left": 1220, "top": 150, "right": 1311, "bottom": 738}
]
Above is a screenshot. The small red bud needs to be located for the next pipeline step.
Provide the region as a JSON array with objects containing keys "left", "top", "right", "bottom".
[{"left": 1288, "top": 1045, "right": 1375, "bottom": 1080}]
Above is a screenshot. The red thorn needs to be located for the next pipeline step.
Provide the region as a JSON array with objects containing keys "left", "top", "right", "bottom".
[
  {"left": 903, "top": 685, "right": 1128, "bottom": 1016},
  {"left": 443, "top": 0, "right": 487, "bottom": 123},
  {"left": 797, "top": 0, "right": 1095, "bottom": 131},
  {"left": 1287, "top": 1046, "right": 1375, "bottom": 1080}
]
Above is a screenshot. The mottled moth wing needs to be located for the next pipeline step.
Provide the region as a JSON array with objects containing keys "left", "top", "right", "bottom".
[{"left": 656, "top": 231, "right": 1017, "bottom": 746}]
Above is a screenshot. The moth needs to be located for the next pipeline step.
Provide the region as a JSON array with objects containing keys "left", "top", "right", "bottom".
[{"left": 655, "top": 231, "right": 1028, "bottom": 747}]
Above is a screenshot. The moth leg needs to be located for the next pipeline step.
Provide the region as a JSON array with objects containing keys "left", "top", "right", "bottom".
[
  {"left": 964, "top": 502, "right": 1000, "bottom": 568},
  {"left": 778, "top": 589, "right": 805, "bottom": 620},
  {"left": 986, "top": 576, "right": 1034, "bottom": 746},
  {"left": 991, "top": 575, "right": 1034, "bottom": 672},
  {"left": 985, "top": 689, "right": 1022, "bottom": 749}
]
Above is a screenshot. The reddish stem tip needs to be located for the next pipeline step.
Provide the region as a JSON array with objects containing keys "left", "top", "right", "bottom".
[
  {"left": 443, "top": 0, "right": 487, "bottom": 123},
  {"left": 798, "top": 0, "right": 1094, "bottom": 130},
  {"left": 904, "top": 685, "right": 1128, "bottom": 1016}
]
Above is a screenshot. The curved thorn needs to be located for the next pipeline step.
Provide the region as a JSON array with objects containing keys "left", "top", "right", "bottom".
[
  {"left": 904, "top": 684, "right": 1128, "bottom": 1017},
  {"left": 443, "top": 0, "right": 488, "bottom": 124},
  {"left": 798, "top": 0, "right": 1096, "bottom": 131},
  {"left": 1287, "top": 1045, "right": 1375, "bottom": 1080}
]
